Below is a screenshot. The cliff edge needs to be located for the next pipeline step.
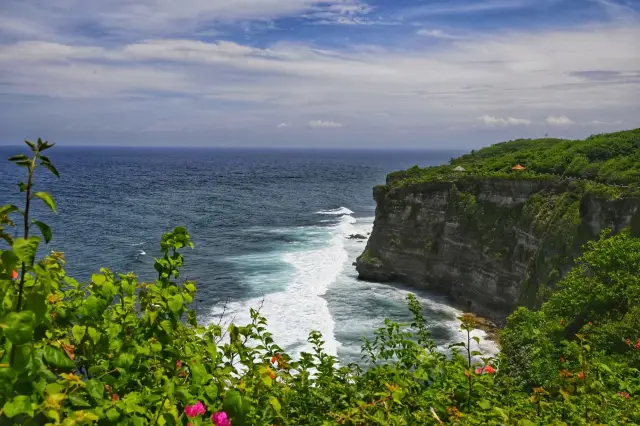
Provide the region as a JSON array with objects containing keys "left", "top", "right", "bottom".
[{"left": 356, "top": 129, "right": 640, "bottom": 322}]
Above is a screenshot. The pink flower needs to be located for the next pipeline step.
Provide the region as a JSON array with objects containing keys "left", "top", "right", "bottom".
[
  {"left": 211, "top": 411, "right": 231, "bottom": 426},
  {"left": 617, "top": 392, "right": 631, "bottom": 399},
  {"left": 11, "top": 270, "right": 18, "bottom": 280},
  {"left": 484, "top": 365, "right": 496, "bottom": 374},
  {"left": 635, "top": 339, "right": 640, "bottom": 350},
  {"left": 176, "top": 360, "right": 183, "bottom": 369},
  {"left": 475, "top": 367, "right": 482, "bottom": 375},
  {"left": 184, "top": 402, "right": 206, "bottom": 418}
]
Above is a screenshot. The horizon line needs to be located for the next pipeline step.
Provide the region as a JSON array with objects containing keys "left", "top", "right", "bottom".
[{"left": 0, "top": 144, "right": 466, "bottom": 152}]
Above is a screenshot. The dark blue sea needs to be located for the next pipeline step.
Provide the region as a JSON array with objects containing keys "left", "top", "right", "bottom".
[{"left": 0, "top": 147, "right": 498, "bottom": 362}]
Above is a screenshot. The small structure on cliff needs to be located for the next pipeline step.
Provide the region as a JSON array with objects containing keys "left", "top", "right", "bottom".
[
  {"left": 453, "top": 166, "right": 466, "bottom": 172},
  {"left": 511, "top": 164, "right": 526, "bottom": 171}
]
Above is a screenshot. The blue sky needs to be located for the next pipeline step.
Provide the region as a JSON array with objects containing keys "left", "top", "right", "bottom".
[{"left": 0, "top": 0, "right": 639, "bottom": 147}]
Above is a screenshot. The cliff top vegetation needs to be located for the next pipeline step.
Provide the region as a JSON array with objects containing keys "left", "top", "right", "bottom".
[{"left": 387, "top": 128, "right": 640, "bottom": 189}]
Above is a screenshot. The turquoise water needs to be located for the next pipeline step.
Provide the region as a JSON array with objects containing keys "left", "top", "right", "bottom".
[{"left": 0, "top": 147, "right": 498, "bottom": 363}]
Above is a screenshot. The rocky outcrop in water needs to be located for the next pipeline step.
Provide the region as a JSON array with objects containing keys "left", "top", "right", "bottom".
[
  {"left": 356, "top": 177, "right": 640, "bottom": 322},
  {"left": 348, "top": 234, "right": 367, "bottom": 240}
]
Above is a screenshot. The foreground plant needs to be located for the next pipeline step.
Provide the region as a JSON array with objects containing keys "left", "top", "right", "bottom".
[{"left": 1, "top": 140, "right": 639, "bottom": 425}]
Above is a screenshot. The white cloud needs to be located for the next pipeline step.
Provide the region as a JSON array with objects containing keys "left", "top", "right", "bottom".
[
  {"left": 403, "top": 0, "right": 531, "bottom": 18},
  {"left": 0, "top": 0, "right": 372, "bottom": 40},
  {"left": 478, "top": 115, "right": 532, "bottom": 126},
  {"left": 308, "top": 120, "right": 344, "bottom": 128},
  {"left": 0, "top": 23, "right": 638, "bottom": 144},
  {"left": 304, "top": 0, "right": 375, "bottom": 25},
  {"left": 416, "top": 29, "right": 460, "bottom": 39},
  {"left": 277, "top": 122, "right": 288, "bottom": 128},
  {"left": 545, "top": 115, "right": 574, "bottom": 126},
  {"left": 581, "top": 119, "right": 624, "bottom": 126}
]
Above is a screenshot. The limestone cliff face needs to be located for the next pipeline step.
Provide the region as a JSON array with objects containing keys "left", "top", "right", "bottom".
[{"left": 356, "top": 177, "right": 640, "bottom": 322}]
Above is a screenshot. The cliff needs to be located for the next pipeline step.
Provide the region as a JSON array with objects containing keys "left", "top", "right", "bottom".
[{"left": 356, "top": 176, "right": 640, "bottom": 322}]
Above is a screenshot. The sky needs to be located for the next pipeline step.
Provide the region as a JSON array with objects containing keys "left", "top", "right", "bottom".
[{"left": 0, "top": 0, "right": 639, "bottom": 148}]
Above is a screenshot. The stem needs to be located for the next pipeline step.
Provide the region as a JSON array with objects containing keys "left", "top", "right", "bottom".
[
  {"left": 10, "top": 155, "right": 36, "bottom": 366},
  {"left": 467, "top": 328, "right": 472, "bottom": 368},
  {"left": 152, "top": 395, "right": 169, "bottom": 426},
  {"left": 15, "top": 156, "right": 35, "bottom": 313},
  {"left": 466, "top": 327, "right": 472, "bottom": 410}
]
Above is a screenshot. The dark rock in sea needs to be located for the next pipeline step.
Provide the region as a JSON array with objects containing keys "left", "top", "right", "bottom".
[
  {"left": 348, "top": 234, "right": 367, "bottom": 240},
  {"left": 356, "top": 177, "right": 640, "bottom": 323}
]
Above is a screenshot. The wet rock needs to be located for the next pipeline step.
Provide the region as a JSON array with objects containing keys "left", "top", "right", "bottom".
[{"left": 348, "top": 234, "right": 367, "bottom": 240}]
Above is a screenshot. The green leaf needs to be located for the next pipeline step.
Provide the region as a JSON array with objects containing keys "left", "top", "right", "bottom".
[
  {"left": 83, "top": 295, "right": 102, "bottom": 317},
  {"left": 43, "top": 345, "right": 75, "bottom": 370},
  {"left": 269, "top": 397, "right": 281, "bottom": 414},
  {"left": 8, "top": 154, "right": 29, "bottom": 162},
  {"left": 41, "top": 162, "right": 60, "bottom": 178},
  {"left": 45, "top": 383, "right": 64, "bottom": 395},
  {"left": 34, "top": 192, "right": 57, "bottom": 213},
  {"left": 204, "top": 384, "right": 218, "bottom": 401},
  {"left": 477, "top": 399, "right": 492, "bottom": 410},
  {"left": 39, "top": 155, "right": 59, "bottom": 176},
  {"left": 32, "top": 221, "right": 52, "bottom": 244},
  {"left": 25, "top": 140, "right": 36, "bottom": 151},
  {"left": 100, "top": 281, "right": 116, "bottom": 299},
  {"left": 38, "top": 141, "right": 54, "bottom": 152},
  {"left": 115, "top": 353, "right": 135, "bottom": 369},
  {"left": 26, "top": 293, "right": 47, "bottom": 324},
  {"left": 2, "top": 311, "right": 36, "bottom": 345},
  {"left": 91, "top": 273, "right": 106, "bottom": 285},
  {"left": 0, "top": 367, "right": 16, "bottom": 396},
  {"left": 106, "top": 408, "right": 120, "bottom": 422},
  {"left": 223, "top": 390, "right": 250, "bottom": 422},
  {"left": 518, "top": 420, "right": 536, "bottom": 426},
  {"left": 12, "top": 236, "right": 40, "bottom": 266},
  {"left": 168, "top": 294, "right": 183, "bottom": 314},
  {"left": 493, "top": 407, "right": 509, "bottom": 421},
  {"left": 1, "top": 250, "right": 19, "bottom": 273},
  {"left": 597, "top": 362, "right": 612, "bottom": 374},
  {"left": 0, "top": 204, "right": 20, "bottom": 216},
  {"left": 14, "top": 160, "right": 32, "bottom": 168},
  {"left": 12, "top": 344, "right": 32, "bottom": 373},
  {"left": 3, "top": 396, "right": 34, "bottom": 418},
  {"left": 88, "top": 327, "right": 99, "bottom": 342},
  {"left": 72, "top": 325, "right": 86, "bottom": 343},
  {"left": 68, "top": 394, "right": 91, "bottom": 408}
]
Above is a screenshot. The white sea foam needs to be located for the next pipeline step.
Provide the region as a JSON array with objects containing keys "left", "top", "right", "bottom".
[
  {"left": 316, "top": 206, "right": 354, "bottom": 216},
  {"left": 205, "top": 211, "right": 357, "bottom": 359}
]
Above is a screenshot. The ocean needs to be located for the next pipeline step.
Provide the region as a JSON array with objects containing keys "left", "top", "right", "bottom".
[{"left": 0, "top": 147, "right": 498, "bottom": 363}]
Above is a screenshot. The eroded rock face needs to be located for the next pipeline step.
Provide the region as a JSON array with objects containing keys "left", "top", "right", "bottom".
[{"left": 356, "top": 178, "right": 640, "bottom": 323}]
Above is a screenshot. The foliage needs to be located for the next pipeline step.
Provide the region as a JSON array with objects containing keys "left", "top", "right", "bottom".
[
  {"left": 452, "top": 128, "right": 640, "bottom": 183},
  {"left": 1, "top": 141, "right": 640, "bottom": 425},
  {"left": 501, "top": 229, "right": 640, "bottom": 421},
  {"left": 387, "top": 128, "right": 640, "bottom": 191}
]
